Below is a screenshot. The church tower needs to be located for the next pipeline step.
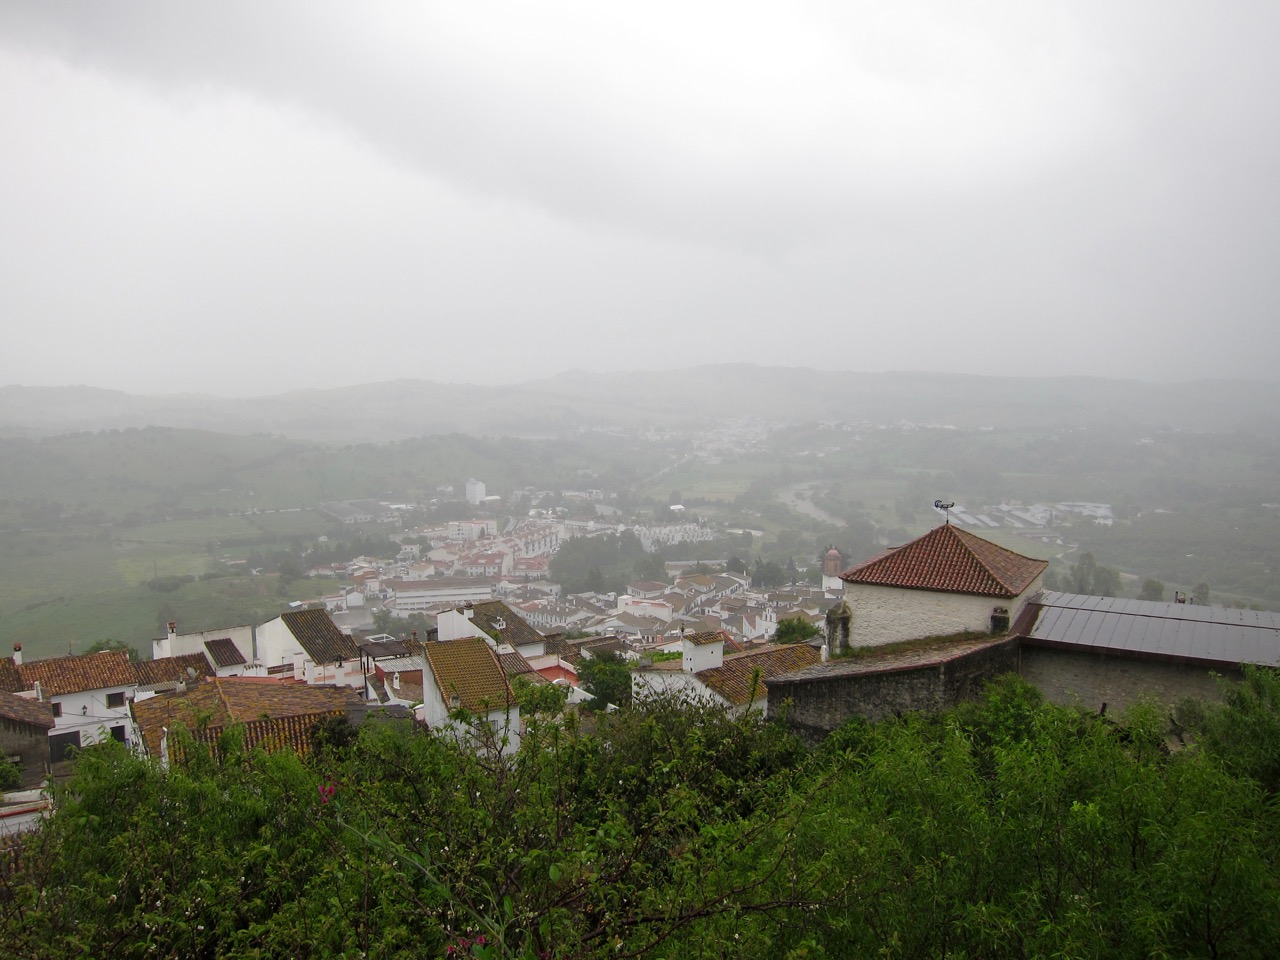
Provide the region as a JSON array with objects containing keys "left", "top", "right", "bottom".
[{"left": 821, "top": 546, "right": 843, "bottom": 593}]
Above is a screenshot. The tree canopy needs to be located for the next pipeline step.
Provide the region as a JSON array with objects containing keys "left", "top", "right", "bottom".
[
  {"left": 577, "top": 649, "right": 632, "bottom": 711},
  {"left": 774, "top": 616, "right": 821, "bottom": 644},
  {"left": 4, "top": 673, "right": 1280, "bottom": 958}
]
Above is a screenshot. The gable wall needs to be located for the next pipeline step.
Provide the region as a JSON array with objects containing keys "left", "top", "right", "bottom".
[{"left": 845, "top": 573, "right": 1042, "bottom": 648}]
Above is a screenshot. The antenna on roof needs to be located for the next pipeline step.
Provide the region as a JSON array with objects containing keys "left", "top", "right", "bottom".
[{"left": 934, "top": 500, "right": 955, "bottom": 525}]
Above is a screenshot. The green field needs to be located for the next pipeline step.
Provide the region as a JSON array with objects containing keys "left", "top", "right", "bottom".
[{"left": 0, "top": 574, "right": 334, "bottom": 662}]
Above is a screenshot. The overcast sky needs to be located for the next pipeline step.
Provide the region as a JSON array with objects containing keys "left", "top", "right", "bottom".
[{"left": 2, "top": 2, "right": 1277, "bottom": 396}]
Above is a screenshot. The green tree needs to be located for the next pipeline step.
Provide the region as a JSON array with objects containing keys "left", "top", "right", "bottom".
[
  {"left": 579, "top": 649, "right": 632, "bottom": 710},
  {"left": 1139, "top": 578, "right": 1165, "bottom": 601},
  {"left": 84, "top": 637, "right": 139, "bottom": 661},
  {"left": 1194, "top": 582, "right": 1212, "bottom": 605},
  {"left": 512, "top": 674, "right": 569, "bottom": 715},
  {"left": 1070, "top": 552, "right": 1121, "bottom": 597},
  {"left": 1091, "top": 563, "right": 1121, "bottom": 597},
  {"left": 752, "top": 558, "right": 787, "bottom": 589},
  {"left": 774, "top": 616, "right": 821, "bottom": 644}
]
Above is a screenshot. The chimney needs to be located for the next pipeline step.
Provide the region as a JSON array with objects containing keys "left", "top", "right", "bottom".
[{"left": 11, "top": 642, "right": 21, "bottom": 666}]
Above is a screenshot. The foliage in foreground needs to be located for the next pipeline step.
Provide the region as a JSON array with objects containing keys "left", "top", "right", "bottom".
[{"left": 2, "top": 675, "right": 1279, "bottom": 958}]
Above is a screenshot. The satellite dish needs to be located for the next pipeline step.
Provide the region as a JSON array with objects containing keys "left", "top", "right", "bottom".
[{"left": 186, "top": 666, "right": 198, "bottom": 679}]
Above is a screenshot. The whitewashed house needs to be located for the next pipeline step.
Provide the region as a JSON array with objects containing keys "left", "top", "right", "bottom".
[
  {"left": 2, "top": 646, "right": 139, "bottom": 759},
  {"left": 421, "top": 637, "right": 520, "bottom": 754},
  {"left": 152, "top": 621, "right": 253, "bottom": 677},
  {"left": 833, "top": 524, "right": 1047, "bottom": 653},
  {"left": 632, "top": 632, "right": 820, "bottom": 716},
  {"left": 255, "top": 609, "right": 362, "bottom": 687}
]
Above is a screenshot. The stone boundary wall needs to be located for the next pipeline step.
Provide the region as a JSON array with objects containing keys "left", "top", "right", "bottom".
[
  {"left": 767, "top": 637, "right": 1020, "bottom": 740},
  {"left": 1019, "top": 645, "right": 1238, "bottom": 715}
]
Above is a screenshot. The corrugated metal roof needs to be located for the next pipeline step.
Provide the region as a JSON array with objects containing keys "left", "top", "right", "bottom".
[{"left": 1018, "top": 591, "right": 1280, "bottom": 666}]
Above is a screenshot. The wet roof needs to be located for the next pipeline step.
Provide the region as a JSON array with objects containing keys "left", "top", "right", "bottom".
[{"left": 1014, "top": 592, "right": 1280, "bottom": 667}]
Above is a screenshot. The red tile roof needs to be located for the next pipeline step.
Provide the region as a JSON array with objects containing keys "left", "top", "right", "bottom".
[
  {"left": 840, "top": 525, "right": 1047, "bottom": 599},
  {"left": 423, "top": 638, "right": 513, "bottom": 713},
  {"left": 204, "top": 637, "right": 248, "bottom": 668},
  {"left": 129, "top": 678, "right": 361, "bottom": 758},
  {"left": 696, "top": 644, "right": 821, "bottom": 706},
  {"left": 134, "top": 653, "right": 214, "bottom": 688},
  {"left": 684, "top": 630, "right": 730, "bottom": 647},
  {"left": 176, "top": 711, "right": 347, "bottom": 762},
  {"left": 0, "top": 658, "right": 22, "bottom": 694},
  {"left": 17, "top": 650, "right": 137, "bottom": 697},
  {"left": 281, "top": 609, "right": 359, "bottom": 664},
  {"left": 0, "top": 691, "right": 56, "bottom": 729}
]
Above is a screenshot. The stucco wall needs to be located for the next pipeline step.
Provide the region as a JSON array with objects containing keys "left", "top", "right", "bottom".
[
  {"left": 1019, "top": 646, "right": 1237, "bottom": 715},
  {"left": 255, "top": 618, "right": 304, "bottom": 668},
  {"left": 845, "top": 576, "right": 1041, "bottom": 648},
  {"left": 767, "top": 638, "right": 1020, "bottom": 739}
]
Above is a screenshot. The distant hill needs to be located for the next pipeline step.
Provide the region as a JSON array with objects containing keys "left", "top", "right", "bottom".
[{"left": 3, "top": 366, "right": 1279, "bottom": 441}]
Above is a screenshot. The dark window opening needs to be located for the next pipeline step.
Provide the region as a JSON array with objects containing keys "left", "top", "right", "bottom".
[{"left": 106, "top": 692, "right": 126, "bottom": 709}]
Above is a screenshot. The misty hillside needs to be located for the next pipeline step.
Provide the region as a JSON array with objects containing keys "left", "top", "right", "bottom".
[{"left": 3, "top": 366, "right": 1278, "bottom": 442}]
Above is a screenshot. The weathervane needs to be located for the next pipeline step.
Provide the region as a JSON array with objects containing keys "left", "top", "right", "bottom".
[{"left": 934, "top": 500, "right": 955, "bottom": 524}]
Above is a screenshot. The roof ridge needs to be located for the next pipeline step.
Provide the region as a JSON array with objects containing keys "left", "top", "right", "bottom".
[{"left": 841, "top": 524, "right": 1046, "bottom": 598}]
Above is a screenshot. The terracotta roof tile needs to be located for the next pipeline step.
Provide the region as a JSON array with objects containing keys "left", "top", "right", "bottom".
[
  {"left": 497, "top": 649, "right": 534, "bottom": 678},
  {"left": 840, "top": 525, "right": 1047, "bottom": 598},
  {"left": 129, "top": 678, "right": 361, "bottom": 758},
  {"left": 685, "top": 630, "right": 731, "bottom": 647},
  {"left": 696, "top": 644, "right": 821, "bottom": 706},
  {"left": 281, "top": 609, "right": 359, "bottom": 664},
  {"left": 17, "top": 650, "right": 137, "bottom": 697},
  {"left": 176, "top": 710, "right": 347, "bottom": 762},
  {"left": 424, "top": 638, "right": 513, "bottom": 713},
  {"left": 466, "top": 601, "right": 544, "bottom": 648},
  {"left": 0, "top": 658, "right": 22, "bottom": 694},
  {"left": 0, "top": 690, "right": 56, "bottom": 729},
  {"left": 204, "top": 637, "right": 248, "bottom": 668},
  {"left": 134, "top": 653, "right": 214, "bottom": 688}
]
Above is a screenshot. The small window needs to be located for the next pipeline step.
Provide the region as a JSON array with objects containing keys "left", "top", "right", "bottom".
[
  {"left": 51, "top": 702, "right": 62, "bottom": 718},
  {"left": 106, "top": 692, "right": 126, "bottom": 709},
  {"left": 109, "top": 725, "right": 127, "bottom": 743}
]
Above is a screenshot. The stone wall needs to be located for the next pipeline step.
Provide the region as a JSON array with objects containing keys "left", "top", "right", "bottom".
[
  {"left": 767, "top": 637, "right": 1020, "bottom": 740},
  {"left": 0, "top": 717, "right": 49, "bottom": 788},
  {"left": 1019, "top": 646, "right": 1237, "bottom": 715}
]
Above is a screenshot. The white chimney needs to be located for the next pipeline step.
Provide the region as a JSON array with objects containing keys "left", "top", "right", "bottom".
[
  {"left": 821, "top": 644, "right": 829, "bottom": 663},
  {"left": 11, "top": 642, "right": 21, "bottom": 666}
]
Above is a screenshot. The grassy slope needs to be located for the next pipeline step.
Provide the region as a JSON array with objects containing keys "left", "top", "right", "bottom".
[{"left": 0, "top": 575, "right": 333, "bottom": 661}]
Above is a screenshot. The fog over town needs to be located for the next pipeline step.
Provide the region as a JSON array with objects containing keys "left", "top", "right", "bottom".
[{"left": 3, "top": 1, "right": 1280, "bottom": 395}]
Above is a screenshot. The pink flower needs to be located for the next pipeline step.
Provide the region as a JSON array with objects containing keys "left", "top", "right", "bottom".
[{"left": 318, "top": 783, "right": 336, "bottom": 804}]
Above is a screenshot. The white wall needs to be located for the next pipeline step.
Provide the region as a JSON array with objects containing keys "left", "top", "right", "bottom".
[
  {"left": 153, "top": 624, "right": 254, "bottom": 664},
  {"left": 437, "top": 608, "right": 483, "bottom": 643},
  {"left": 255, "top": 616, "right": 305, "bottom": 667},
  {"left": 49, "top": 688, "right": 135, "bottom": 748},
  {"left": 419, "top": 675, "right": 520, "bottom": 754},
  {"left": 844, "top": 574, "right": 1043, "bottom": 648},
  {"left": 682, "top": 637, "right": 723, "bottom": 672},
  {"left": 632, "top": 669, "right": 729, "bottom": 708}
]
